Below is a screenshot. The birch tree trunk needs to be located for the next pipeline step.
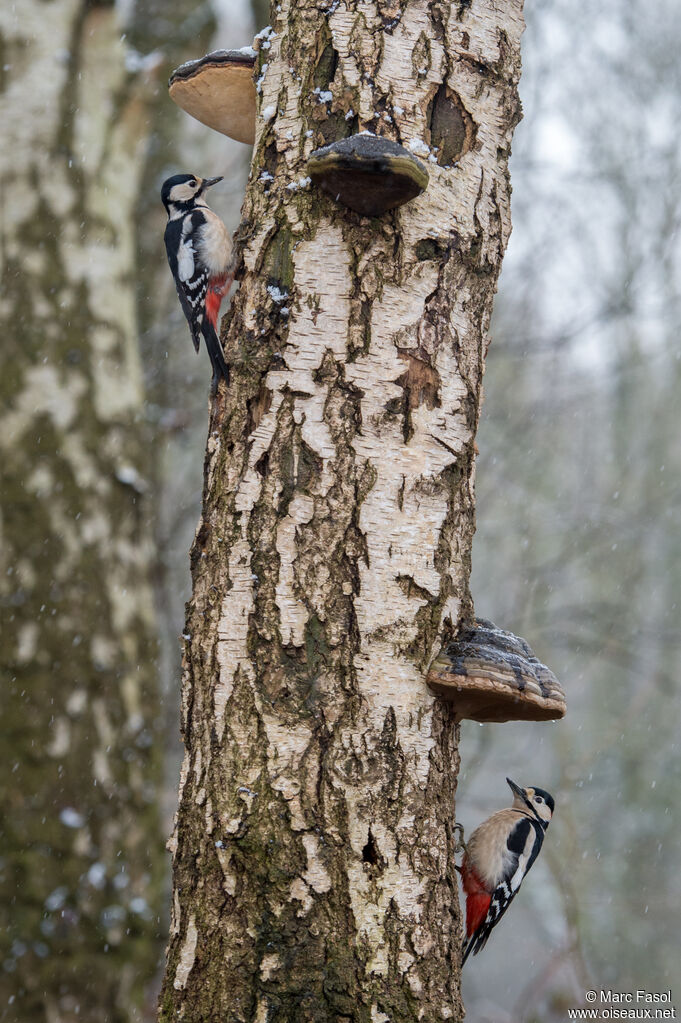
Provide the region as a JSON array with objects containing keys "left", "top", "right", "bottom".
[
  {"left": 0, "top": 3, "right": 165, "bottom": 1020},
  {"left": 160, "top": 1, "right": 524, "bottom": 1019}
]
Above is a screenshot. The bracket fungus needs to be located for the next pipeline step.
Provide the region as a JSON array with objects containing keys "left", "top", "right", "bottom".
[
  {"left": 426, "top": 619, "right": 566, "bottom": 723},
  {"left": 169, "top": 49, "right": 256, "bottom": 145},
  {"left": 307, "top": 134, "right": 429, "bottom": 216}
]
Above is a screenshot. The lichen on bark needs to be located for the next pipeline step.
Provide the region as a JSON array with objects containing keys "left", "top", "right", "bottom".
[{"left": 161, "top": 0, "right": 524, "bottom": 1019}]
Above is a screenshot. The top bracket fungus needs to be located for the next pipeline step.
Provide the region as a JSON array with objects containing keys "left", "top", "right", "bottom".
[
  {"left": 169, "top": 49, "right": 256, "bottom": 145},
  {"left": 427, "top": 619, "right": 566, "bottom": 723},
  {"left": 307, "top": 134, "right": 429, "bottom": 216}
]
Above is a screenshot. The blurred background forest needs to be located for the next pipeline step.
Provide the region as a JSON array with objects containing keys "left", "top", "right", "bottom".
[{"left": 1, "top": 0, "right": 679, "bottom": 1021}]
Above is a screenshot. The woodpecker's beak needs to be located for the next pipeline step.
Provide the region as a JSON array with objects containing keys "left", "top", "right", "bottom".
[
  {"left": 506, "top": 777, "right": 525, "bottom": 800},
  {"left": 200, "top": 176, "right": 223, "bottom": 192}
]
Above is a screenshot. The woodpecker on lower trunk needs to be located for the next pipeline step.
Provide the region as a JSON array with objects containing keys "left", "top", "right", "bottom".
[
  {"left": 459, "top": 778, "right": 554, "bottom": 964},
  {"left": 161, "top": 173, "right": 235, "bottom": 390}
]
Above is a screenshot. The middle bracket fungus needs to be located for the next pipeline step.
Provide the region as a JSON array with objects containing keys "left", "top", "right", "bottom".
[
  {"left": 427, "top": 619, "right": 567, "bottom": 723},
  {"left": 307, "top": 134, "right": 429, "bottom": 216}
]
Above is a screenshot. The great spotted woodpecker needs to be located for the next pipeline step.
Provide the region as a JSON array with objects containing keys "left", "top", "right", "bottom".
[
  {"left": 460, "top": 778, "right": 554, "bottom": 964},
  {"left": 161, "top": 173, "right": 235, "bottom": 389}
]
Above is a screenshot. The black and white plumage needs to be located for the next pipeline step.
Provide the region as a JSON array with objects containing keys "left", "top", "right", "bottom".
[
  {"left": 161, "top": 173, "right": 235, "bottom": 389},
  {"left": 460, "top": 778, "right": 554, "bottom": 964}
]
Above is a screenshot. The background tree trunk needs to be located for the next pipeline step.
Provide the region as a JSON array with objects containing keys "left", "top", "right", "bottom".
[
  {"left": 0, "top": 3, "right": 173, "bottom": 1019},
  {"left": 160, "top": 1, "right": 524, "bottom": 1019}
]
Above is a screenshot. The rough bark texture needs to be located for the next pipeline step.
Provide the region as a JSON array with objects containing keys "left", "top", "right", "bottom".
[
  {"left": 160, "top": 1, "right": 524, "bottom": 1020},
  {"left": 0, "top": 3, "right": 165, "bottom": 1019}
]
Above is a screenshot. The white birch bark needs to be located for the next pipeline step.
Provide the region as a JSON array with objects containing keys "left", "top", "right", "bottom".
[{"left": 161, "top": 1, "right": 524, "bottom": 1019}]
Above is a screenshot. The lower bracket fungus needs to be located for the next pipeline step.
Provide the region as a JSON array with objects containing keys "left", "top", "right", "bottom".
[
  {"left": 426, "top": 619, "right": 566, "bottom": 723},
  {"left": 169, "top": 49, "right": 256, "bottom": 145},
  {"left": 307, "top": 134, "right": 429, "bottom": 216}
]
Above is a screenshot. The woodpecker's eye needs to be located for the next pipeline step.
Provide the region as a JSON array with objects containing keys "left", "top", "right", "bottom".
[
  {"left": 189, "top": 180, "right": 197, "bottom": 187},
  {"left": 535, "top": 796, "right": 544, "bottom": 804}
]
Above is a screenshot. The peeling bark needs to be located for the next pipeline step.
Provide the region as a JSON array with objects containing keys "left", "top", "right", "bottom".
[
  {"left": 160, "top": 0, "right": 524, "bottom": 1019},
  {"left": 0, "top": 3, "right": 165, "bottom": 1020}
]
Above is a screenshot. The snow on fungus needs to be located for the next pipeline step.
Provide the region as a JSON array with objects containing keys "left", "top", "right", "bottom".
[
  {"left": 427, "top": 618, "right": 567, "bottom": 723},
  {"left": 169, "top": 49, "right": 256, "bottom": 145},
  {"left": 307, "top": 134, "right": 429, "bottom": 216}
]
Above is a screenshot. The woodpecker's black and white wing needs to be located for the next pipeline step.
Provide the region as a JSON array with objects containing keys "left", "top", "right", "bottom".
[
  {"left": 463, "top": 817, "right": 544, "bottom": 962},
  {"left": 164, "top": 211, "right": 210, "bottom": 352}
]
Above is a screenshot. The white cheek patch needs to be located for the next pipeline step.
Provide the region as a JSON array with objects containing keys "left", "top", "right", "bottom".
[{"left": 171, "top": 184, "right": 196, "bottom": 203}]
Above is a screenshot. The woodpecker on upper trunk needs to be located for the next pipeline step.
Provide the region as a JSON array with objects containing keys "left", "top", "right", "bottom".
[
  {"left": 459, "top": 778, "right": 554, "bottom": 964},
  {"left": 161, "top": 173, "right": 235, "bottom": 390}
]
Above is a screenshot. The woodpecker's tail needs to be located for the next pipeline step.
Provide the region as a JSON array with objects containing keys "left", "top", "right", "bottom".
[
  {"left": 201, "top": 319, "right": 230, "bottom": 390},
  {"left": 462, "top": 923, "right": 492, "bottom": 966}
]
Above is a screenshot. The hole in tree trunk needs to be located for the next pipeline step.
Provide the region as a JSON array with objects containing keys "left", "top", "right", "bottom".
[
  {"left": 427, "top": 84, "right": 476, "bottom": 167},
  {"left": 362, "top": 829, "right": 380, "bottom": 865}
]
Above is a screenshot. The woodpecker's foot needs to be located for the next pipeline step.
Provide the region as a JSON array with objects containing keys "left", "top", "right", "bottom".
[
  {"left": 215, "top": 272, "right": 234, "bottom": 299},
  {"left": 453, "top": 822, "right": 468, "bottom": 855}
]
